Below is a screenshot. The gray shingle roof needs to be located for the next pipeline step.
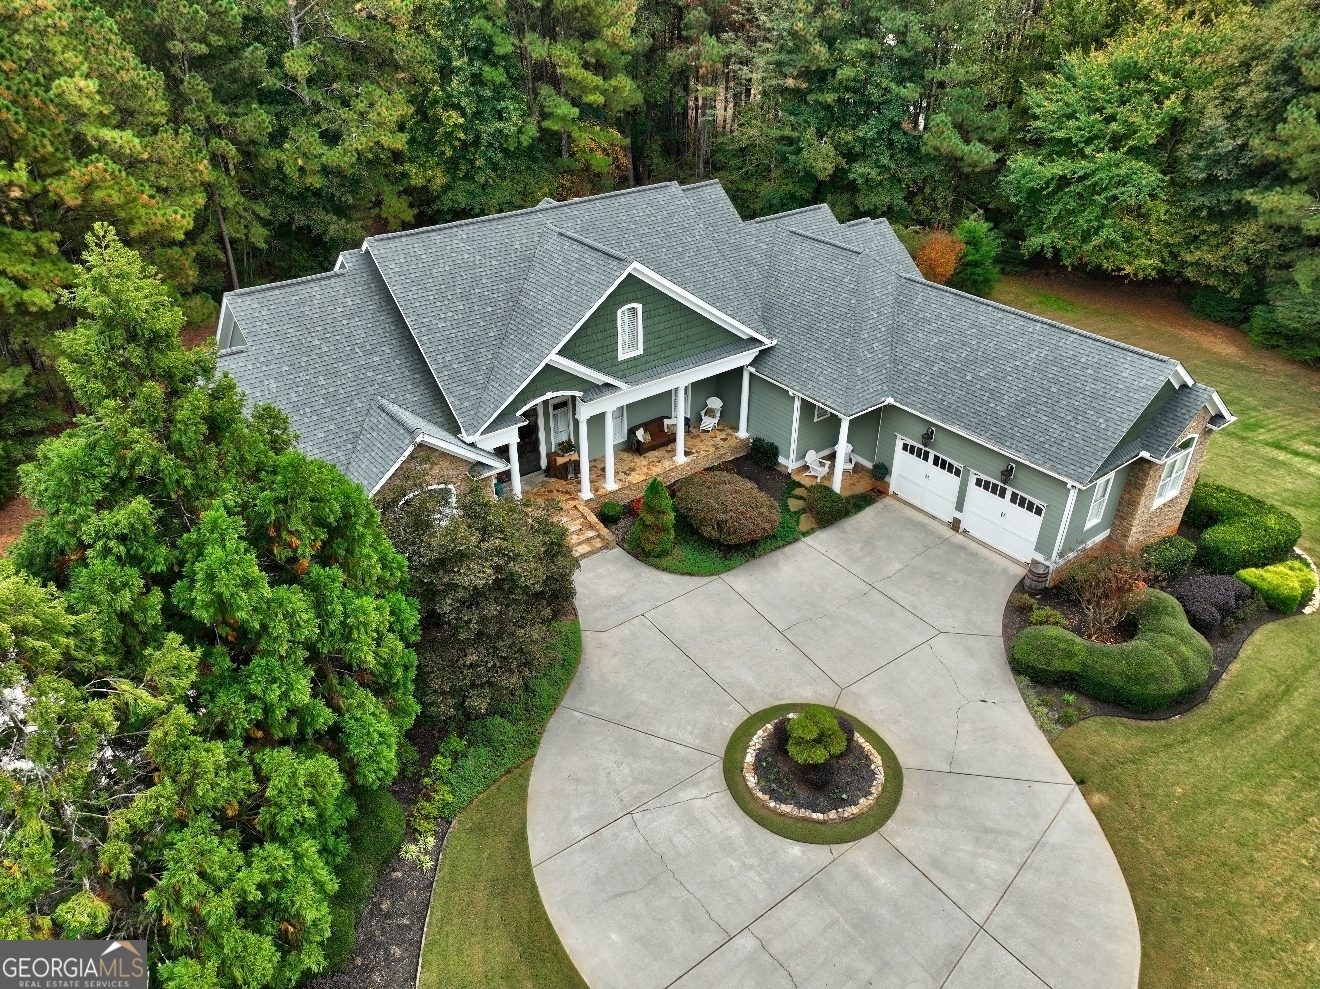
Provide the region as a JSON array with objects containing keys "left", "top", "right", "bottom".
[
  {"left": 347, "top": 399, "right": 506, "bottom": 492},
  {"left": 1092, "top": 384, "right": 1219, "bottom": 479}
]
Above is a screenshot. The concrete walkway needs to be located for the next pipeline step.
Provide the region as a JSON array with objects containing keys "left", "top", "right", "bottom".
[{"left": 529, "top": 499, "right": 1140, "bottom": 989}]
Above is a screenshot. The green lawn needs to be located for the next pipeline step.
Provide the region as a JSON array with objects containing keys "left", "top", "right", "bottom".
[
  {"left": 997, "top": 274, "right": 1320, "bottom": 988},
  {"left": 419, "top": 760, "right": 587, "bottom": 989}
]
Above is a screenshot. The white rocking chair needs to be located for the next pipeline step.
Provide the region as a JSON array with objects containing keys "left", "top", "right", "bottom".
[
  {"left": 699, "top": 397, "right": 723, "bottom": 432},
  {"left": 836, "top": 442, "right": 857, "bottom": 474},
  {"left": 804, "top": 450, "right": 832, "bottom": 481}
]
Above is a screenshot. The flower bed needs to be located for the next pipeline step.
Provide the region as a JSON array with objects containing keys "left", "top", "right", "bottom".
[{"left": 743, "top": 717, "right": 884, "bottom": 823}]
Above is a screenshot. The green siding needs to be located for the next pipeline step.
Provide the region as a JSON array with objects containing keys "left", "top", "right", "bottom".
[
  {"left": 878, "top": 406, "right": 1071, "bottom": 558},
  {"left": 560, "top": 275, "right": 739, "bottom": 377},
  {"left": 586, "top": 410, "right": 606, "bottom": 460},
  {"left": 795, "top": 401, "right": 840, "bottom": 462},
  {"left": 848, "top": 408, "right": 883, "bottom": 465},
  {"left": 747, "top": 376, "right": 794, "bottom": 461},
  {"left": 690, "top": 370, "right": 743, "bottom": 427},
  {"left": 1059, "top": 463, "right": 1131, "bottom": 557},
  {"left": 507, "top": 363, "right": 592, "bottom": 417}
]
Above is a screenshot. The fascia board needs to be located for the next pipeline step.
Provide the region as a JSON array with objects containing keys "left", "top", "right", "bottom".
[
  {"left": 579, "top": 345, "right": 765, "bottom": 415},
  {"left": 515, "top": 389, "right": 584, "bottom": 415},
  {"left": 1206, "top": 389, "right": 1234, "bottom": 424},
  {"left": 471, "top": 425, "right": 522, "bottom": 451},
  {"left": 546, "top": 353, "right": 625, "bottom": 387},
  {"left": 1170, "top": 363, "right": 1195, "bottom": 388}
]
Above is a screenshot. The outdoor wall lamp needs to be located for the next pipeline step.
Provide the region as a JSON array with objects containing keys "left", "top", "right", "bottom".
[
  {"left": 1001, "top": 463, "right": 1016, "bottom": 484},
  {"left": 921, "top": 427, "right": 935, "bottom": 447}
]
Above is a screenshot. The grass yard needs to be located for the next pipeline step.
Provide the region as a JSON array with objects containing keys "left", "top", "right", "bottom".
[
  {"left": 1054, "top": 615, "right": 1320, "bottom": 988},
  {"left": 994, "top": 275, "right": 1320, "bottom": 558},
  {"left": 998, "top": 273, "right": 1320, "bottom": 988},
  {"left": 418, "top": 760, "right": 587, "bottom": 989}
]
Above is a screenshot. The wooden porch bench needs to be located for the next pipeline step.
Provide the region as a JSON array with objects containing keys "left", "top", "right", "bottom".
[{"left": 631, "top": 416, "right": 678, "bottom": 454}]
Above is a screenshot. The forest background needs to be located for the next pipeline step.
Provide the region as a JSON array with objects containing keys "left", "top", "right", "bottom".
[{"left": 1, "top": 0, "right": 1318, "bottom": 495}]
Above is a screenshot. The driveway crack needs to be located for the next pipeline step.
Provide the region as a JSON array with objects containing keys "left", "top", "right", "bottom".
[
  {"left": 633, "top": 787, "right": 724, "bottom": 814},
  {"left": 631, "top": 816, "right": 732, "bottom": 936},
  {"left": 751, "top": 929, "right": 799, "bottom": 988}
]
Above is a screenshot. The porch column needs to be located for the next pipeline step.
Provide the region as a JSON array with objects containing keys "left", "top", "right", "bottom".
[
  {"left": 506, "top": 440, "right": 522, "bottom": 498},
  {"left": 674, "top": 384, "right": 687, "bottom": 463},
  {"left": 603, "top": 406, "right": 618, "bottom": 491},
  {"left": 576, "top": 403, "right": 592, "bottom": 500},
  {"left": 831, "top": 415, "right": 850, "bottom": 493},
  {"left": 737, "top": 366, "right": 751, "bottom": 438},
  {"left": 537, "top": 401, "right": 548, "bottom": 469}
]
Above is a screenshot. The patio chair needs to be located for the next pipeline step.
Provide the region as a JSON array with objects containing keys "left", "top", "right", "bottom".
[
  {"left": 699, "top": 397, "right": 723, "bottom": 432},
  {"left": 804, "top": 450, "right": 832, "bottom": 481},
  {"left": 836, "top": 442, "right": 857, "bottom": 474}
]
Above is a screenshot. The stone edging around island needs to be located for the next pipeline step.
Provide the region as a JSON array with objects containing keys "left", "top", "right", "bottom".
[{"left": 742, "top": 716, "right": 885, "bottom": 823}]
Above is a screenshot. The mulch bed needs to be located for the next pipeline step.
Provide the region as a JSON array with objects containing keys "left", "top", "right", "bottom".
[
  {"left": 1001, "top": 569, "right": 1285, "bottom": 723},
  {"left": 752, "top": 719, "right": 877, "bottom": 814},
  {"left": 304, "top": 721, "right": 449, "bottom": 989}
]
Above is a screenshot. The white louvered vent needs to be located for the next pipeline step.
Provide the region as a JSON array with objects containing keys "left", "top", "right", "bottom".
[{"left": 617, "top": 303, "right": 642, "bottom": 360}]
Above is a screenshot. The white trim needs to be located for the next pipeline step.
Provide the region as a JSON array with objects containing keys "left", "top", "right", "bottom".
[
  {"left": 1055, "top": 526, "right": 1112, "bottom": 567},
  {"left": 578, "top": 346, "right": 763, "bottom": 416},
  {"left": 616, "top": 303, "right": 643, "bottom": 360},
  {"left": 789, "top": 396, "right": 802, "bottom": 467},
  {"left": 1152, "top": 436, "right": 1196, "bottom": 507},
  {"left": 813, "top": 402, "right": 829, "bottom": 422},
  {"left": 536, "top": 402, "right": 548, "bottom": 469},
  {"left": 1169, "top": 363, "right": 1195, "bottom": 388},
  {"left": 1205, "top": 389, "right": 1233, "bottom": 423},
  {"left": 737, "top": 366, "right": 751, "bottom": 438},
  {"left": 517, "top": 389, "right": 583, "bottom": 416},
  {"left": 831, "top": 416, "right": 851, "bottom": 492},
  {"left": 546, "top": 353, "right": 625, "bottom": 387},
  {"left": 611, "top": 405, "right": 627, "bottom": 445},
  {"left": 1051, "top": 485, "right": 1079, "bottom": 561},
  {"left": 472, "top": 423, "right": 522, "bottom": 452},
  {"left": 1084, "top": 473, "right": 1114, "bottom": 529},
  {"left": 367, "top": 434, "right": 506, "bottom": 497}
]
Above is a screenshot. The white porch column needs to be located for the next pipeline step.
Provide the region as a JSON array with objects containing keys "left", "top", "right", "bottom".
[
  {"left": 603, "top": 406, "right": 618, "bottom": 491},
  {"left": 831, "top": 415, "right": 851, "bottom": 493},
  {"left": 674, "top": 384, "right": 687, "bottom": 463},
  {"left": 737, "top": 367, "right": 751, "bottom": 438},
  {"left": 536, "top": 401, "right": 549, "bottom": 469},
  {"left": 506, "top": 440, "right": 522, "bottom": 498},
  {"left": 576, "top": 402, "right": 593, "bottom": 500}
]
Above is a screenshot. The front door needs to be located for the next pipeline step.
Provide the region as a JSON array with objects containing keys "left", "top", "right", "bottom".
[
  {"left": 890, "top": 436, "right": 963, "bottom": 522},
  {"left": 961, "top": 472, "right": 1046, "bottom": 563},
  {"left": 550, "top": 400, "right": 572, "bottom": 452},
  {"left": 517, "top": 413, "right": 542, "bottom": 475}
]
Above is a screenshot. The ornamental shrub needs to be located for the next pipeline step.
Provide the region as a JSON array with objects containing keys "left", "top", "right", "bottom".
[
  {"left": 1029, "top": 606, "right": 1069, "bottom": 628},
  {"left": 1184, "top": 482, "right": 1301, "bottom": 574},
  {"left": 804, "top": 483, "right": 848, "bottom": 527},
  {"left": 1141, "top": 535, "right": 1197, "bottom": 583},
  {"left": 1009, "top": 592, "right": 1036, "bottom": 612},
  {"left": 750, "top": 437, "right": 780, "bottom": 469},
  {"left": 674, "top": 472, "right": 780, "bottom": 544},
  {"left": 786, "top": 706, "right": 847, "bottom": 766},
  {"left": 599, "top": 501, "right": 624, "bottom": 525},
  {"left": 1062, "top": 552, "right": 1147, "bottom": 637},
  {"left": 632, "top": 478, "right": 675, "bottom": 557},
  {"left": 1010, "top": 590, "right": 1212, "bottom": 713},
  {"left": 1171, "top": 575, "right": 1252, "bottom": 635},
  {"left": 871, "top": 461, "right": 889, "bottom": 481},
  {"left": 1236, "top": 560, "right": 1317, "bottom": 613},
  {"left": 915, "top": 230, "right": 965, "bottom": 284}
]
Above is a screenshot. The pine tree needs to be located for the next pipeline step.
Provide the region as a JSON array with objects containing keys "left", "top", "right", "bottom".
[{"left": 633, "top": 477, "right": 675, "bottom": 558}]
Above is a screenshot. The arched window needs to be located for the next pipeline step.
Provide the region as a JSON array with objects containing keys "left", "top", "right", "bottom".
[
  {"left": 617, "top": 303, "right": 643, "bottom": 359},
  {"left": 398, "top": 483, "right": 459, "bottom": 526}
]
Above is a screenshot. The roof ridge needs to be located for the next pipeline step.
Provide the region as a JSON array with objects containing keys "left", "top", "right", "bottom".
[
  {"left": 366, "top": 182, "right": 681, "bottom": 245},
  {"left": 374, "top": 397, "right": 419, "bottom": 434},
  {"left": 680, "top": 179, "right": 725, "bottom": 190},
  {"left": 900, "top": 276, "right": 1179, "bottom": 368},
  {"left": 748, "top": 203, "right": 834, "bottom": 224},
  {"left": 787, "top": 226, "right": 865, "bottom": 255},
  {"left": 546, "top": 223, "right": 633, "bottom": 263},
  {"left": 224, "top": 267, "right": 345, "bottom": 299}
]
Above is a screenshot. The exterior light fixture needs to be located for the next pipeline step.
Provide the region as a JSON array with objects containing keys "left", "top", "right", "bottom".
[
  {"left": 920, "top": 427, "right": 935, "bottom": 447},
  {"left": 1001, "top": 463, "right": 1016, "bottom": 484}
]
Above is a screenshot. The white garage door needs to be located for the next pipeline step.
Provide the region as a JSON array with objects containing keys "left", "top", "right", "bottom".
[
  {"left": 961, "top": 472, "right": 1046, "bottom": 564},
  {"left": 890, "top": 437, "right": 963, "bottom": 523}
]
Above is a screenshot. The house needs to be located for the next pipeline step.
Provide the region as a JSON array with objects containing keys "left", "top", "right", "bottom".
[{"left": 216, "top": 180, "right": 1233, "bottom": 573}]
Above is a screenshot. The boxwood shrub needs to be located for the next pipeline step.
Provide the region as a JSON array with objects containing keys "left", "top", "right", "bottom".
[
  {"left": 804, "top": 484, "right": 848, "bottom": 527},
  {"left": 1141, "top": 535, "right": 1197, "bottom": 583},
  {"left": 750, "top": 437, "right": 780, "bottom": 469},
  {"left": 1236, "top": 559, "right": 1317, "bottom": 613},
  {"left": 599, "top": 500, "right": 624, "bottom": 525},
  {"left": 1184, "top": 482, "right": 1301, "bottom": 574},
  {"left": 1010, "top": 589, "right": 1212, "bottom": 713},
  {"left": 674, "top": 472, "right": 780, "bottom": 544}
]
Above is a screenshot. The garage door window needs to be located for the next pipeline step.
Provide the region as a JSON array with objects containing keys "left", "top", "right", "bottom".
[
  {"left": 972, "top": 474, "right": 1043, "bottom": 516},
  {"left": 1153, "top": 438, "right": 1196, "bottom": 507}
]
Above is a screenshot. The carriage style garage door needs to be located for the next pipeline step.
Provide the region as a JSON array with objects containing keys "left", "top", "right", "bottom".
[
  {"left": 961, "top": 472, "right": 1047, "bottom": 564},
  {"left": 890, "top": 436, "right": 963, "bottom": 523}
]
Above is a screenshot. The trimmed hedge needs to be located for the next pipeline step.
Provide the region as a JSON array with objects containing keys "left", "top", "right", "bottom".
[
  {"left": 1236, "top": 560, "right": 1317, "bottom": 614},
  {"left": 749, "top": 437, "right": 779, "bottom": 469},
  {"left": 1184, "top": 482, "right": 1301, "bottom": 574},
  {"left": 1010, "top": 589, "right": 1213, "bottom": 713},
  {"left": 804, "top": 483, "right": 848, "bottom": 526},
  {"left": 674, "top": 472, "right": 780, "bottom": 544},
  {"left": 1142, "top": 535, "right": 1197, "bottom": 582}
]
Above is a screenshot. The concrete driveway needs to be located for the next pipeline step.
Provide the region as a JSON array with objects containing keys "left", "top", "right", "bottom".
[{"left": 528, "top": 498, "right": 1140, "bottom": 989}]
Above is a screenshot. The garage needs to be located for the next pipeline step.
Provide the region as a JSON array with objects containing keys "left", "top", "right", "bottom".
[
  {"left": 890, "top": 436, "right": 963, "bottom": 523},
  {"left": 961, "top": 472, "right": 1046, "bottom": 564}
]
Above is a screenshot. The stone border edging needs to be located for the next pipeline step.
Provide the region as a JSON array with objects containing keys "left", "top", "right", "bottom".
[{"left": 743, "top": 716, "right": 884, "bottom": 823}]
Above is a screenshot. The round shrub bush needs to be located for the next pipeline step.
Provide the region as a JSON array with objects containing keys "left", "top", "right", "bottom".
[
  {"left": 750, "top": 437, "right": 780, "bottom": 469},
  {"left": 1141, "top": 535, "right": 1197, "bottom": 583},
  {"left": 599, "top": 500, "right": 624, "bottom": 525},
  {"left": 786, "top": 706, "right": 847, "bottom": 766},
  {"left": 1171, "top": 575, "right": 1252, "bottom": 635},
  {"left": 1010, "top": 589, "right": 1213, "bottom": 713},
  {"left": 1184, "top": 482, "right": 1301, "bottom": 574},
  {"left": 804, "top": 483, "right": 848, "bottom": 527},
  {"left": 1236, "top": 559, "right": 1317, "bottom": 613},
  {"left": 1028, "top": 606, "right": 1069, "bottom": 628},
  {"left": 871, "top": 461, "right": 890, "bottom": 481},
  {"left": 674, "top": 472, "right": 780, "bottom": 545}
]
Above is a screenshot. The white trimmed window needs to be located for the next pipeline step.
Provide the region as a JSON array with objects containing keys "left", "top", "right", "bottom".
[
  {"left": 617, "top": 303, "right": 643, "bottom": 359},
  {"left": 813, "top": 403, "right": 829, "bottom": 422},
  {"left": 1153, "top": 438, "right": 1196, "bottom": 507},
  {"left": 1085, "top": 474, "right": 1113, "bottom": 528},
  {"left": 611, "top": 406, "right": 625, "bottom": 443}
]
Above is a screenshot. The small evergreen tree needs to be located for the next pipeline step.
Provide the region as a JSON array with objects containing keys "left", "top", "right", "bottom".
[
  {"left": 950, "top": 220, "right": 1002, "bottom": 297},
  {"left": 786, "top": 706, "right": 847, "bottom": 766},
  {"left": 632, "top": 478, "right": 675, "bottom": 557}
]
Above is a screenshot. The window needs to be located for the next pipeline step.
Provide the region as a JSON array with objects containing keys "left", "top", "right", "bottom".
[
  {"left": 1153, "top": 438, "right": 1196, "bottom": 507},
  {"left": 611, "top": 406, "right": 625, "bottom": 444},
  {"left": 1085, "top": 474, "right": 1113, "bottom": 528},
  {"left": 813, "top": 403, "right": 829, "bottom": 422},
  {"left": 617, "top": 303, "right": 642, "bottom": 359},
  {"left": 397, "top": 484, "right": 458, "bottom": 526}
]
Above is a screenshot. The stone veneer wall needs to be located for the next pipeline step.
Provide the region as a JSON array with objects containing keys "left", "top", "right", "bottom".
[
  {"left": 373, "top": 446, "right": 491, "bottom": 505},
  {"left": 1105, "top": 408, "right": 1214, "bottom": 552},
  {"left": 605, "top": 434, "right": 751, "bottom": 506}
]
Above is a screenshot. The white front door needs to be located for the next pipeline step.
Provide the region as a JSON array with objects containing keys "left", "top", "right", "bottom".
[
  {"left": 550, "top": 400, "right": 572, "bottom": 450},
  {"left": 890, "top": 436, "right": 963, "bottom": 522},
  {"left": 962, "top": 472, "right": 1046, "bottom": 563}
]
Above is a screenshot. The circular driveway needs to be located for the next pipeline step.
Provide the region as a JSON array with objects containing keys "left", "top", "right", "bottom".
[{"left": 528, "top": 498, "right": 1139, "bottom": 989}]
